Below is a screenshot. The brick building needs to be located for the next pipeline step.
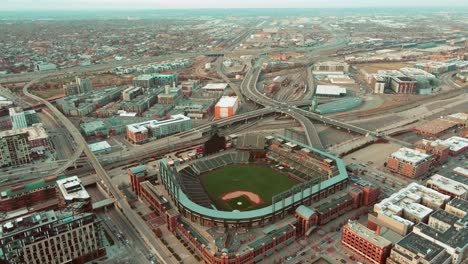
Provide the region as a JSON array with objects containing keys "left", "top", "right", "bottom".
[
  {"left": 342, "top": 220, "right": 392, "bottom": 264},
  {"left": 129, "top": 165, "right": 157, "bottom": 196},
  {"left": 386, "top": 147, "right": 432, "bottom": 178}
]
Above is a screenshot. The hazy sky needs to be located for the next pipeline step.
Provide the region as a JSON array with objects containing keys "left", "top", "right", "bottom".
[{"left": 1, "top": 0, "right": 467, "bottom": 10}]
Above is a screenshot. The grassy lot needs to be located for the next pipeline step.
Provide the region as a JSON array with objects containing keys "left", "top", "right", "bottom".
[{"left": 200, "top": 164, "right": 297, "bottom": 211}]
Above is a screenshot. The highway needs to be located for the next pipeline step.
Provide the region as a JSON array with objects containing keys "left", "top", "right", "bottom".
[{"left": 240, "top": 61, "right": 325, "bottom": 149}]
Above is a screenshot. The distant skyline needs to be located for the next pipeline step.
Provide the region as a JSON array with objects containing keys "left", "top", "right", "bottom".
[{"left": 1, "top": 0, "right": 468, "bottom": 10}]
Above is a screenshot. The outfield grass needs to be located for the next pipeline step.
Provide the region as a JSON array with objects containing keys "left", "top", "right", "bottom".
[{"left": 200, "top": 164, "right": 297, "bottom": 211}]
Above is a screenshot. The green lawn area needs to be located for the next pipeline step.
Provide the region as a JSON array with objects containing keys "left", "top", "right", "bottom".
[{"left": 200, "top": 164, "right": 297, "bottom": 211}]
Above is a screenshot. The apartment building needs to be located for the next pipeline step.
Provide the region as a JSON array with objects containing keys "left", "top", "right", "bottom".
[
  {"left": 0, "top": 124, "right": 49, "bottom": 167},
  {"left": 9, "top": 107, "right": 38, "bottom": 129},
  {"left": 0, "top": 210, "right": 105, "bottom": 264},
  {"left": 426, "top": 174, "right": 468, "bottom": 199},
  {"left": 369, "top": 183, "right": 450, "bottom": 236},
  {"left": 126, "top": 114, "right": 192, "bottom": 144},
  {"left": 342, "top": 220, "right": 392, "bottom": 264},
  {"left": 387, "top": 147, "right": 432, "bottom": 178}
]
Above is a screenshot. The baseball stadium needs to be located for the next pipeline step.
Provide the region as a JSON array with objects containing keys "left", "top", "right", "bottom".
[{"left": 159, "top": 133, "right": 349, "bottom": 228}]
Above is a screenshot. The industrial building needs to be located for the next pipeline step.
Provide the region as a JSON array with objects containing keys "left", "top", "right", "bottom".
[
  {"left": 425, "top": 174, "right": 468, "bottom": 199},
  {"left": 0, "top": 210, "right": 105, "bottom": 264},
  {"left": 341, "top": 220, "right": 392, "bottom": 264},
  {"left": 126, "top": 114, "right": 192, "bottom": 144},
  {"left": 315, "top": 85, "right": 347, "bottom": 97},
  {"left": 214, "top": 96, "right": 239, "bottom": 118},
  {"left": 413, "top": 119, "right": 461, "bottom": 137},
  {"left": 201, "top": 83, "right": 228, "bottom": 92},
  {"left": 313, "top": 61, "right": 349, "bottom": 73},
  {"left": 368, "top": 183, "right": 450, "bottom": 236},
  {"left": 0, "top": 124, "right": 49, "bottom": 167},
  {"left": 9, "top": 107, "right": 38, "bottom": 129},
  {"left": 386, "top": 147, "right": 432, "bottom": 178}
]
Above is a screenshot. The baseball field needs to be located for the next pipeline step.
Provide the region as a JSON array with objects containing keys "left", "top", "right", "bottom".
[{"left": 200, "top": 164, "right": 298, "bottom": 211}]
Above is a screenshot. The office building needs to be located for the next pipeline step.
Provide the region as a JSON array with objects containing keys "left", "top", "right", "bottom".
[
  {"left": 426, "top": 174, "right": 468, "bottom": 199},
  {"left": 126, "top": 114, "right": 192, "bottom": 144},
  {"left": 342, "top": 220, "right": 392, "bottom": 264},
  {"left": 9, "top": 107, "right": 38, "bottom": 129},
  {"left": 0, "top": 210, "right": 105, "bottom": 264},
  {"left": 214, "top": 96, "right": 239, "bottom": 118},
  {"left": 386, "top": 147, "right": 432, "bottom": 178},
  {"left": 369, "top": 183, "right": 450, "bottom": 236}
]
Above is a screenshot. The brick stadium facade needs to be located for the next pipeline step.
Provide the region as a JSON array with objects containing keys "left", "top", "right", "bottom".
[{"left": 134, "top": 135, "right": 383, "bottom": 264}]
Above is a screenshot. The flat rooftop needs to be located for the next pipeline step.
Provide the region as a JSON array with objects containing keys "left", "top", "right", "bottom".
[
  {"left": 413, "top": 119, "right": 458, "bottom": 135},
  {"left": 202, "top": 83, "right": 228, "bottom": 90},
  {"left": 316, "top": 85, "right": 347, "bottom": 96},
  {"left": 127, "top": 114, "right": 190, "bottom": 133},
  {"left": 426, "top": 174, "right": 467, "bottom": 197},
  {"left": 0, "top": 123, "right": 48, "bottom": 141},
  {"left": 345, "top": 220, "right": 392, "bottom": 248},
  {"left": 447, "top": 198, "right": 468, "bottom": 213},
  {"left": 375, "top": 183, "right": 450, "bottom": 225},
  {"left": 438, "top": 136, "right": 468, "bottom": 152},
  {"left": 396, "top": 232, "right": 447, "bottom": 261},
  {"left": 390, "top": 147, "right": 430, "bottom": 165},
  {"left": 216, "top": 96, "right": 238, "bottom": 108},
  {"left": 56, "top": 176, "right": 90, "bottom": 201}
]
